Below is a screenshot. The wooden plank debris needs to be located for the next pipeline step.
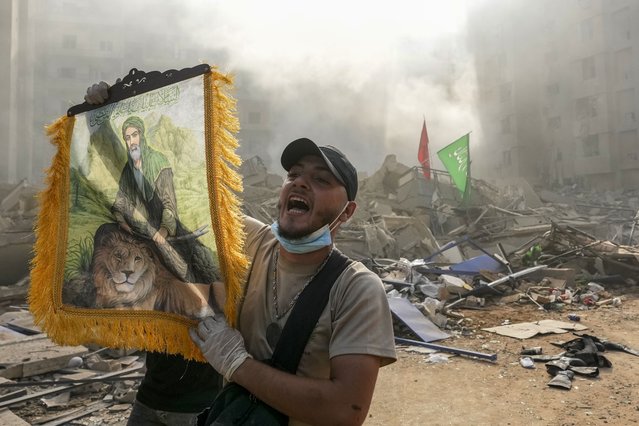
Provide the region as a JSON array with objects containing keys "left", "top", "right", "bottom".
[
  {"left": 0, "top": 364, "right": 143, "bottom": 410},
  {"left": 0, "top": 408, "right": 31, "bottom": 425},
  {"left": 31, "top": 401, "right": 112, "bottom": 426},
  {"left": 0, "top": 377, "right": 26, "bottom": 403},
  {"left": 0, "top": 335, "right": 88, "bottom": 379}
]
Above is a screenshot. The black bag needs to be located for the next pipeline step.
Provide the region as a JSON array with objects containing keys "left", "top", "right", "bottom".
[
  {"left": 202, "top": 382, "right": 287, "bottom": 426},
  {"left": 198, "top": 250, "right": 352, "bottom": 426}
]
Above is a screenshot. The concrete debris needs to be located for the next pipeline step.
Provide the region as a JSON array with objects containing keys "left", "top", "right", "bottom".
[
  {"left": 482, "top": 319, "right": 588, "bottom": 340},
  {"left": 250, "top": 159, "right": 639, "bottom": 368},
  {"left": 1, "top": 155, "right": 638, "bottom": 423},
  {"left": 0, "top": 309, "right": 142, "bottom": 424}
]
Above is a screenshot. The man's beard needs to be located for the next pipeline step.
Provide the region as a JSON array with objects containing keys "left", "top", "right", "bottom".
[
  {"left": 277, "top": 220, "right": 319, "bottom": 240},
  {"left": 276, "top": 210, "right": 335, "bottom": 240},
  {"left": 129, "top": 145, "right": 141, "bottom": 163}
]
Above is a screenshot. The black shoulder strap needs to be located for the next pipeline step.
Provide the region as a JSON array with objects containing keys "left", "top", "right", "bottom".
[{"left": 270, "top": 249, "right": 352, "bottom": 374}]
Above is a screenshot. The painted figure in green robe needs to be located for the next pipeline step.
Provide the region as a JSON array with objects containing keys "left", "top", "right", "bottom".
[{"left": 109, "top": 115, "right": 218, "bottom": 284}]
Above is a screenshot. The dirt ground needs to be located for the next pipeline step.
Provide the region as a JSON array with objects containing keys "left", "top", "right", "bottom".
[{"left": 368, "top": 295, "right": 639, "bottom": 426}]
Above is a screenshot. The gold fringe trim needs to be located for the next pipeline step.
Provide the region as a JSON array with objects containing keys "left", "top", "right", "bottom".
[
  {"left": 29, "top": 69, "right": 247, "bottom": 362},
  {"left": 30, "top": 115, "right": 74, "bottom": 327},
  {"left": 205, "top": 69, "right": 248, "bottom": 328}
]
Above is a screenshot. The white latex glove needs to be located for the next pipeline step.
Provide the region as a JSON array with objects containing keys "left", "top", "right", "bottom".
[
  {"left": 84, "top": 81, "right": 110, "bottom": 104},
  {"left": 190, "top": 314, "right": 252, "bottom": 382}
]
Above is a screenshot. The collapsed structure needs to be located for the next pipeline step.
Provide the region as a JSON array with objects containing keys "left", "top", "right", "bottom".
[{"left": 1, "top": 155, "right": 638, "bottom": 422}]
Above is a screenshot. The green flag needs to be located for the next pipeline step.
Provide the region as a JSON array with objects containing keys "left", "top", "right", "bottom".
[{"left": 437, "top": 134, "right": 470, "bottom": 198}]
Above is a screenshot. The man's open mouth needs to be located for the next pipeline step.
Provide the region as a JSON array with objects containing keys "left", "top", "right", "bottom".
[{"left": 287, "top": 196, "right": 309, "bottom": 214}]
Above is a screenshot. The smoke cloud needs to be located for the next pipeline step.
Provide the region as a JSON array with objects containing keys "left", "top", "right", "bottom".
[{"left": 175, "top": 0, "right": 482, "bottom": 174}]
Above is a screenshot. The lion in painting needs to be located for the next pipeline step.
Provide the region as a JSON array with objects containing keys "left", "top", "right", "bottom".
[{"left": 88, "top": 227, "right": 213, "bottom": 319}]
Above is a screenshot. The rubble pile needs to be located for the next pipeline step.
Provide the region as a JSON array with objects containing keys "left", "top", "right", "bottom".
[
  {"left": 233, "top": 155, "right": 638, "bottom": 359},
  {"left": 0, "top": 309, "right": 142, "bottom": 425}
]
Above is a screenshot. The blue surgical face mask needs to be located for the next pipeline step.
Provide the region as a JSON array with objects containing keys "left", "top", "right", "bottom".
[{"left": 271, "top": 203, "right": 349, "bottom": 254}]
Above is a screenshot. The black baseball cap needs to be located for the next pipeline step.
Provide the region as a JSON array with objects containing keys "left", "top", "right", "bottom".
[{"left": 281, "top": 138, "right": 358, "bottom": 201}]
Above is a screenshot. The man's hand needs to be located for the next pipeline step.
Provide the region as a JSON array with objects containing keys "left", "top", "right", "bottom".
[
  {"left": 113, "top": 212, "right": 132, "bottom": 234},
  {"left": 152, "top": 227, "right": 168, "bottom": 245},
  {"left": 190, "top": 314, "right": 252, "bottom": 382},
  {"left": 84, "top": 81, "right": 110, "bottom": 105}
]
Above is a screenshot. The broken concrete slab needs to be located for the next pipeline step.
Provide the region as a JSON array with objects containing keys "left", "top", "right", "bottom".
[
  {"left": 0, "top": 326, "right": 26, "bottom": 345},
  {"left": 0, "top": 408, "right": 30, "bottom": 425},
  {"left": 438, "top": 275, "right": 472, "bottom": 297},
  {"left": 482, "top": 320, "right": 588, "bottom": 339},
  {"left": 41, "top": 391, "right": 71, "bottom": 408},
  {"left": 0, "top": 311, "right": 41, "bottom": 335},
  {"left": 0, "top": 335, "right": 88, "bottom": 379}
]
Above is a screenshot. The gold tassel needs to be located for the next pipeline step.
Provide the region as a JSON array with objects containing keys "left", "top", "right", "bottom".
[
  {"left": 205, "top": 69, "right": 249, "bottom": 327},
  {"left": 30, "top": 115, "right": 75, "bottom": 328}
]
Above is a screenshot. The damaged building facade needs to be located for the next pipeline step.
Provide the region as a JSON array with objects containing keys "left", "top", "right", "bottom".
[{"left": 468, "top": 0, "right": 639, "bottom": 190}]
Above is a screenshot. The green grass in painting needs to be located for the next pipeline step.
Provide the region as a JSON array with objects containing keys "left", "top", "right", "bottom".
[{"left": 64, "top": 234, "right": 94, "bottom": 282}]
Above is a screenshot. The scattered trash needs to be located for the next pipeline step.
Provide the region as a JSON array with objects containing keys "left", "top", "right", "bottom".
[
  {"left": 519, "top": 357, "right": 535, "bottom": 369},
  {"left": 520, "top": 346, "right": 543, "bottom": 355},
  {"left": 427, "top": 353, "right": 450, "bottom": 364},
  {"left": 547, "top": 370, "right": 574, "bottom": 390},
  {"left": 67, "top": 356, "right": 84, "bottom": 369}
]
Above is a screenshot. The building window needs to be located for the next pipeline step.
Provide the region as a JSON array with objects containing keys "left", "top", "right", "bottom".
[
  {"left": 501, "top": 116, "right": 511, "bottom": 134},
  {"left": 612, "top": 8, "right": 631, "bottom": 43},
  {"left": 58, "top": 67, "right": 76, "bottom": 78},
  {"left": 615, "top": 48, "right": 633, "bottom": 82},
  {"left": 544, "top": 50, "right": 558, "bottom": 65},
  {"left": 548, "top": 116, "right": 561, "bottom": 129},
  {"left": 62, "top": 34, "right": 77, "bottom": 49},
  {"left": 619, "top": 130, "right": 639, "bottom": 162},
  {"left": 498, "top": 54, "right": 507, "bottom": 68},
  {"left": 617, "top": 88, "right": 637, "bottom": 126},
  {"left": 582, "top": 57, "right": 596, "bottom": 80},
  {"left": 248, "top": 112, "right": 261, "bottom": 125},
  {"left": 583, "top": 135, "right": 600, "bottom": 157},
  {"left": 99, "top": 40, "right": 113, "bottom": 52},
  {"left": 576, "top": 96, "right": 599, "bottom": 119},
  {"left": 581, "top": 19, "right": 594, "bottom": 42},
  {"left": 502, "top": 150, "right": 511, "bottom": 166},
  {"left": 546, "top": 83, "right": 560, "bottom": 96},
  {"left": 500, "top": 83, "right": 512, "bottom": 103}
]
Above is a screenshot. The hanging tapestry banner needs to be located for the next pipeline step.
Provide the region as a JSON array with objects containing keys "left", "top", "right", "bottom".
[{"left": 29, "top": 65, "right": 247, "bottom": 361}]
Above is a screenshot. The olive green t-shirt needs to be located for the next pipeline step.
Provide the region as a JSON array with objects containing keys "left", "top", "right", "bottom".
[{"left": 238, "top": 216, "right": 397, "bottom": 385}]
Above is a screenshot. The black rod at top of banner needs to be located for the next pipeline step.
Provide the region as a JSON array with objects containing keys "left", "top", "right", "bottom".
[{"left": 67, "top": 63, "right": 211, "bottom": 117}]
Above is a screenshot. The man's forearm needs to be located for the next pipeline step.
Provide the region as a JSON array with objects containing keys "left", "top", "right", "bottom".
[{"left": 232, "top": 355, "right": 379, "bottom": 426}]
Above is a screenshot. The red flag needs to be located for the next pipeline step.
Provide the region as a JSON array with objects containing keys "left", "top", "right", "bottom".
[{"left": 417, "top": 119, "right": 431, "bottom": 179}]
